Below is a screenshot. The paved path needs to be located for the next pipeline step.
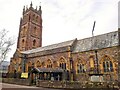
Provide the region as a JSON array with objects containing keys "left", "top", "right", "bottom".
[{"left": 1, "top": 83, "right": 62, "bottom": 90}]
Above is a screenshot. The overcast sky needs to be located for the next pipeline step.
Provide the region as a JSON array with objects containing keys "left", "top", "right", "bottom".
[{"left": 0, "top": 0, "right": 119, "bottom": 61}]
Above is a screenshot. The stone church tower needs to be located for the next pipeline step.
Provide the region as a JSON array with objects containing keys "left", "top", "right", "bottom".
[{"left": 17, "top": 2, "right": 42, "bottom": 51}]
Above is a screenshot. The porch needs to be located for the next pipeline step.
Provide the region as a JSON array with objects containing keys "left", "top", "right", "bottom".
[{"left": 30, "top": 67, "right": 69, "bottom": 84}]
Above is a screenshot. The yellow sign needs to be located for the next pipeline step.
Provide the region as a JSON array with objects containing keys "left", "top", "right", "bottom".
[{"left": 21, "top": 73, "right": 28, "bottom": 78}]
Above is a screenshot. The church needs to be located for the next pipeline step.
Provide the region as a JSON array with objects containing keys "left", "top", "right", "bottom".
[{"left": 8, "top": 3, "right": 119, "bottom": 83}]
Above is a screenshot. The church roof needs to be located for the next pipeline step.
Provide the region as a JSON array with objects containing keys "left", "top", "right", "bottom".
[
  {"left": 31, "top": 67, "right": 64, "bottom": 73},
  {"left": 21, "top": 39, "right": 76, "bottom": 55},
  {"left": 73, "top": 31, "right": 119, "bottom": 53},
  {"left": 21, "top": 31, "right": 119, "bottom": 55}
]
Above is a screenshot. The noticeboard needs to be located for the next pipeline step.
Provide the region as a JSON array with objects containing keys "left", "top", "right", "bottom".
[{"left": 21, "top": 73, "right": 28, "bottom": 79}]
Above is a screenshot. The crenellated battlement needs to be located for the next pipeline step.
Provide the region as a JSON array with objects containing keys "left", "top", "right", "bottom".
[{"left": 22, "top": 2, "right": 42, "bottom": 15}]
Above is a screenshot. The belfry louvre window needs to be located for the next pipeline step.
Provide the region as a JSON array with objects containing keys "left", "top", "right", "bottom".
[
  {"left": 22, "top": 39, "right": 25, "bottom": 45},
  {"left": 36, "top": 16, "right": 38, "bottom": 22},
  {"left": 103, "top": 61, "right": 113, "bottom": 72},
  {"left": 33, "top": 14, "right": 35, "bottom": 21},
  {"left": 77, "top": 64, "right": 85, "bottom": 73},
  {"left": 33, "top": 27, "right": 37, "bottom": 35},
  {"left": 33, "top": 39, "right": 36, "bottom": 46}
]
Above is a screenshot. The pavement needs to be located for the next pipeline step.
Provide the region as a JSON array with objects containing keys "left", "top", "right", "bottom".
[
  {"left": 1, "top": 83, "right": 62, "bottom": 90},
  {"left": 1, "top": 83, "right": 117, "bottom": 90}
]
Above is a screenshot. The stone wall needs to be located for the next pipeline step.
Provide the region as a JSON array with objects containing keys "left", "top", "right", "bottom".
[
  {"left": 2, "top": 78, "right": 119, "bottom": 89},
  {"left": 25, "top": 51, "right": 71, "bottom": 72},
  {"left": 2, "top": 78, "right": 30, "bottom": 86},
  {"left": 36, "top": 80, "right": 119, "bottom": 89},
  {"left": 72, "top": 46, "right": 118, "bottom": 81}
]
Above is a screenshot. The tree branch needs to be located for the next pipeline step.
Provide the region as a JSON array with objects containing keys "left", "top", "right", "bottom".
[{"left": 0, "top": 29, "right": 15, "bottom": 65}]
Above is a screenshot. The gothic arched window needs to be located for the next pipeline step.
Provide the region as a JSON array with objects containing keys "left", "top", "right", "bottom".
[
  {"left": 59, "top": 57, "right": 66, "bottom": 70},
  {"left": 23, "top": 26, "right": 26, "bottom": 36},
  {"left": 76, "top": 58, "right": 86, "bottom": 74},
  {"left": 60, "top": 63, "right": 62, "bottom": 68},
  {"left": 36, "top": 16, "right": 38, "bottom": 22},
  {"left": 36, "top": 61, "right": 41, "bottom": 67},
  {"left": 59, "top": 63, "right": 66, "bottom": 69},
  {"left": 33, "top": 14, "right": 35, "bottom": 21},
  {"left": 103, "top": 62, "right": 106, "bottom": 72},
  {"left": 34, "top": 27, "right": 37, "bottom": 35},
  {"left": 22, "top": 39, "right": 25, "bottom": 46},
  {"left": 33, "top": 39, "right": 36, "bottom": 46},
  {"left": 102, "top": 56, "right": 114, "bottom": 72},
  {"left": 47, "top": 59, "right": 52, "bottom": 68},
  {"left": 110, "top": 61, "right": 113, "bottom": 72},
  {"left": 77, "top": 64, "right": 85, "bottom": 73}
]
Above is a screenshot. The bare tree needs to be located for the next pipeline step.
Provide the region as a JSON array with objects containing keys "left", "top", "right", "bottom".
[{"left": 0, "top": 29, "right": 14, "bottom": 64}]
